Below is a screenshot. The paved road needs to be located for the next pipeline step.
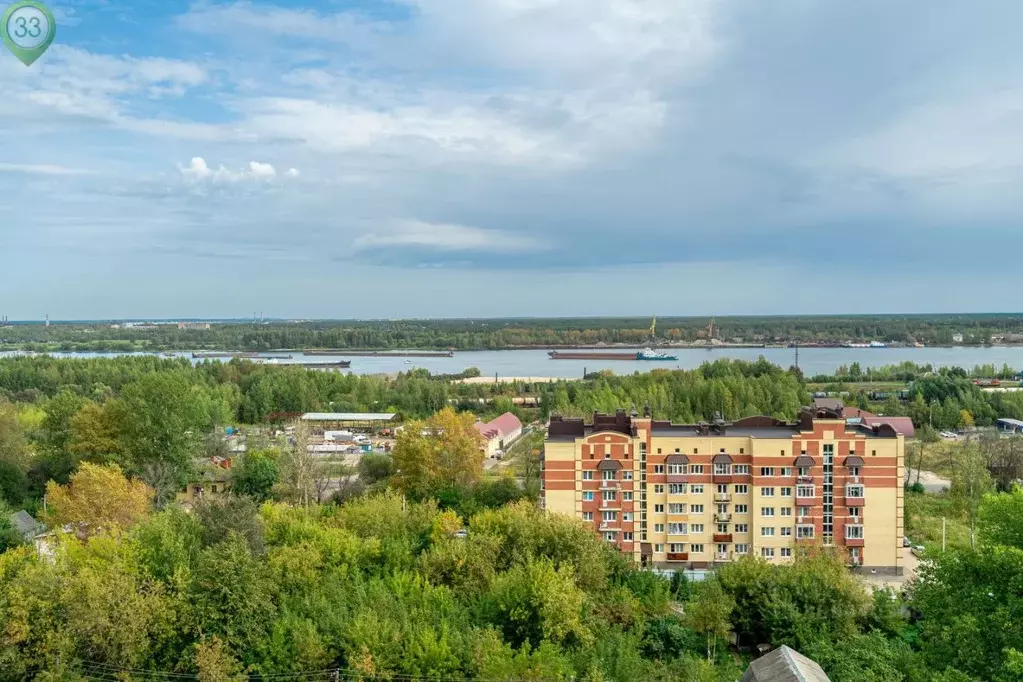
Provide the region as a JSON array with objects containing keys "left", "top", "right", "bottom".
[
  {"left": 905, "top": 468, "right": 951, "bottom": 493},
  {"left": 860, "top": 547, "right": 920, "bottom": 592}
]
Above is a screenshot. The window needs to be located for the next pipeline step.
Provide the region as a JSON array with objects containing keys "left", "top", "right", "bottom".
[
  {"left": 656, "top": 448, "right": 662, "bottom": 454},
  {"left": 717, "top": 522, "right": 729, "bottom": 533},
  {"left": 798, "top": 466, "right": 810, "bottom": 477},
  {"left": 762, "top": 487, "right": 775, "bottom": 497},
  {"left": 761, "top": 527, "right": 775, "bottom": 536},
  {"left": 871, "top": 450, "right": 876, "bottom": 457},
  {"left": 691, "top": 524, "right": 705, "bottom": 533},
  {"left": 735, "top": 484, "right": 749, "bottom": 494},
  {"left": 849, "top": 507, "right": 861, "bottom": 519},
  {"left": 691, "top": 504, "right": 704, "bottom": 514},
  {"left": 583, "top": 471, "right": 594, "bottom": 480},
  {"left": 716, "top": 503, "right": 728, "bottom": 514},
  {"left": 716, "top": 543, "right": 728, "bottom": 554},
  {"left": 739, "top": 448, "right": 745, "bottom": 454},
  {"left": 846, "top": 484, "right": 865, "bottom": 498},
  {"left": 655, "top": 544, "right": 664, "bottom": 552},
  {"left": 761, "top": 507, "right": 775, "bottom": 517},
  {"left": 602, "top": 511, "right": 617, "bottom": 521},
  {"left": 654, "top": 484, "right": 665, "bottom": 494},
  {"left": 714, "top": 463, "right": 731, "bottom": 475},
  {"left": 654, "top": 504, "right": 664, "bottom": 513},
  {"left": 667, "top": 464, "right": 686, "bottom": 475},
  {"left": 846, "top": 525, "right": 864, "bottom": 540},
  {"left": 780, "top": 467, "right": 793, "bottom": 476},
  {"left": 734, "top": 523, "right": 749, "bottom": 533},
  {"left": 716, "top": 483, "right": 728, "bottom": 493},
  {"left": 602, "top": 490, "right": 617, "bottom": 501},
  {"left": 623, "top": 532, "right": 633, "bottom": 541},
  {"left": 735, "top": 504, "right": 749, "bottom": 514},
  {"left": 623, "top": 471, "right": 633, "bottom": 480},
  {"left": 640, "top": 443, "right": 647, "bottom": 455},
  {"left": 798, "top": 506, "right": 811, "bottom": 517},
  {"left": 669, "top": 503, "right": 686, "bottom": 514},
  {"left": 760, "top": 467, "right": 774, "bottom": 477},
  {"left": 690, "top": 544, "right": 704, "bottom": 554},
  {"left": 692, "top": 448, "right": 697, "bottom": 454},
  {"left": 780, "top": 547, "right": 792, "bottom": 558},
  {"left": 780, "top": 507, "right": 792, "bottom": 517},
  {"left": 669, "top": 483, "right": 686, "bottom": 494},
  {"left": 734, "top": 464, "right": 750, "bottom": 475},
  {"left": 604, "top": 532, "right": 616, "bottom": 542},
  {"left": 690, "top": 464, "right": 705, "bottom": 474},
  {"left": 735, "top": 544, "right": 749, "bottom": 554},
  {"left": 797, "top": 525, "right": 815, "bottom": 539},
  {"left": 623, "top": 512, "right": 633, "bottom": 522},
  {"left": 623, "top": 491, "right": 634, "bottom": 501},
  {"left": 781, "top": 527, "right": 792, "bottom": 537},
  {"left": 797, "top": 485, "right": 814, "bottom": 498},
  {"left": 653, "top": 464, "right": 665, "bottom": 474},
  {"left": 761, "top": 547, "right": 775, "bottom": 558},
  {"left": 691, "top": 484, "right": 704, "bottom": 494},
  {"left": 583, "top": 492, "right": 594, "bottom": 501},
  {"left": 602, "top": 470, "right": 616, "bottom": 480},
  {"left": 780, "top": 487, "right": 792, "bottom": 497},
  {"left": 583, "top": 512, "right": 594, "bottom": 521},
  {"left": 668, "top": 523, "right": 687, "bottom": 535},
  {"left": 654, "top": 523, "right": 665, "bottom": 533}
]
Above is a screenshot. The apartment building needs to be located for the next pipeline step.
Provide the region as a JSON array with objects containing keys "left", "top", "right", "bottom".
[{"left": 542, "top": 402, "right": 905, "bottom": 574}]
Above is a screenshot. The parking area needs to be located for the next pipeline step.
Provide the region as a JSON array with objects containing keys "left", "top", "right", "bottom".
[{"left": 859, "top": 547, "right": 919, "bottom": 592}]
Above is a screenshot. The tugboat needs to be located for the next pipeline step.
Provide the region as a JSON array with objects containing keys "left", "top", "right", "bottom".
[{"left": 636, "top": 348, "right": 679, "bottom": 361}]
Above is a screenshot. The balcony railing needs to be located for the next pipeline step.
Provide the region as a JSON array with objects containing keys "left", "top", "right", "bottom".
[
  {"left": 847, "top": 475, "right": 861, "bottom": 484},
  {"left": 714, "top": 492, "right": 731, "bottom": 502},
  {"left": 715, "top": 552, "right": 731, "bottom": 561},
  {"left": 712, "top": 473, "right": 735, "bottom": 484},
  {"left": 797, "top": 475, "right": 814, "bottom": 484},
  {"left": 666, "top": 552, "right": 689, "bottom": 562},
  {"left": 599, "top": 501, "right": 621, "bottom": 510},
  {"left": 666, "top": 474, "right": 688, "bottom": 484},
  {"left": 598, "top": 523, "right": 619, "bottom": 531},
  {"left": 600, "top": 480, "right": 621, "bottom": 490},
  {"left": 845, "top": 492, "right": 865, "bottom": 507},
  {"left": 712, "top": 533, "right": 733, "bottom": 543},
  {"left": 715, "top": 513, "right": 732, "bottom": 523}
]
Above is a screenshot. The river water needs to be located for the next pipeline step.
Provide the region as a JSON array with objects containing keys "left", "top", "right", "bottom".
[{"left": 4, "top": 346, "right": 1023, "bottom": 378}]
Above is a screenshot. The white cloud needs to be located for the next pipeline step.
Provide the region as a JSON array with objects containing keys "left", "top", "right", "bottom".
[
  {"left": 352, "top": 220, "right": 545, "bottom": 252},
  {"left": 0, "top": 163, "right": 94, "bottom": 176},
  {"left": 286, "top": 168, "right": 300, "bottom": 177},
  {"left": 179, "top": 157, "right": 293, "bottom": 183}
]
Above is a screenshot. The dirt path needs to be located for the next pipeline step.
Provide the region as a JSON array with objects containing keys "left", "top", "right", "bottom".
[{"left": 905, "top": 468, "right": 951, "bottom": 493}]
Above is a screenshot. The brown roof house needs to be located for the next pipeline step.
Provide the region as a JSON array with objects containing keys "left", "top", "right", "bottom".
[{"left": 474, "top": 412, "right": 523, "bottom": 458}]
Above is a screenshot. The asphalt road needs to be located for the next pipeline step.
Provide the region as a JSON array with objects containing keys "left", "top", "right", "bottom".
[{"left": 905, "top": 468, "right": 951, "bottom": 493}]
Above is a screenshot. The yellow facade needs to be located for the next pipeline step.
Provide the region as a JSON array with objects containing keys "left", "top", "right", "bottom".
[{"left": 543, "top": 410, "right": 905, "bottom": 573}]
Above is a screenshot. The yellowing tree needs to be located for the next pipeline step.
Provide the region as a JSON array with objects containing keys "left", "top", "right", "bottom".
[
  {"left": 392, "top": 407, "right": 485, "bottom": 498},
  {"left": 45, "top": 462, "right": 153, "bottom": 536}
]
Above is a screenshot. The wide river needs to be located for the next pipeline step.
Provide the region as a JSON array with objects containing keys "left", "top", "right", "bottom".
[{"left": 5, "top": 346, "right": 1023, "bottom": 379}]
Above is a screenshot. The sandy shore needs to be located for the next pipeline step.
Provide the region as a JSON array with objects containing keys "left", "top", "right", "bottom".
[{"left": 454, "top": 376, "right": 579, "bottom": 384}]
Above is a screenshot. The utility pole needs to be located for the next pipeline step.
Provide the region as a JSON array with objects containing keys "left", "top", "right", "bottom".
[{"left": 942, "top": 517, "right": 947, "bottom": 552}]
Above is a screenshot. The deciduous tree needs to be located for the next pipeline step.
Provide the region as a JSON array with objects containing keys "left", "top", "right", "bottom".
[{"left": 44, "top": 462, "right": 153, "bottom": 536}]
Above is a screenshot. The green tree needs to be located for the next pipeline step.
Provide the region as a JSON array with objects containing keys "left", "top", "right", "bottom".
[
  {"left": 67, "top": 400, "right": 123, "bottom": 465},
  {"left": 44, "top": 462, "right": 153, "bottom": 537},
  {"left": 951, "top": 444, "right": 994, "bottom": 549},
  {"left": 686, "top": 578, "right": 734, "bottom": 660},
  {"left": 392, "top": 407, "right": 485, "bottom": 499},
  {"left": 231, "top": 449, "right": 278, "bottom": 502},
  {"left": 487, "top": 556, "right": 590, "bottom": 648},
  {"left": 978, "top": 488, "right": 1023, "bottom": 549}
]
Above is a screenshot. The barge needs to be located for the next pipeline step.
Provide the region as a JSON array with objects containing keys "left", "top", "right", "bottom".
[
  {"left": 192, "top": 352, "right": 294, "bottom": 360},
  {"left": 301, "top": 350, "right": 454, "bottom": 358},
  {"left": 549, "top": 348, "right": 678, "bottom": 361}
]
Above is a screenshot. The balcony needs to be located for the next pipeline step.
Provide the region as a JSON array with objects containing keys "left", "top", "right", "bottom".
[
  {"left": 714, "top": 492, "right": 731, "bottom": 502},
  {"left": 713, "top": 533, "right": 733, "bottom": 543},
  {"left": 845, "top": 526, "right": 864, "bottom": 546},
  {"left": 599, "top": 500, "right": 621, "bottom": 510},
  {"left": 598, "top": 523, "right": 619, "bottom": 531},
  {"left": 845, "top": 493, "right": 865, "bottom": 508},
  {"left": 797, "top": 475, "right": 814, "bottom": 484},
  {"left": 715, "top": 513, "right": 732, "bottom": 523},
  {"left": 666, "top": 552, "right": 689, "bottom": 562},
  {"left": 600, "top": 480, "right": 621, "bottom": 490},
  {"left": 666, "top": 473, "right": 688, "bottom": 484},
  {"left": 712, "top": 473, "right": 735, "bottom": 484},
  {"left": 847, "top": 475, "right": 861, "bottom": 484},
  {"left": 715, "top": 552, "right": 732, "bottom": 562},
  {"left": 845, "top": 536, "right": 865, "bottom": 547}
]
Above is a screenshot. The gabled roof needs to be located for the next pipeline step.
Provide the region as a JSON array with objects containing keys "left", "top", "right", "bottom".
[
  {"left": 740, "top": 645, "right": 831, "bottom": 682},
  {"left": 475, "top": 412, "right": 523, "bottom": 442},
  {"left": 11, "top": 510, "right": 43, "bottom": 537}
]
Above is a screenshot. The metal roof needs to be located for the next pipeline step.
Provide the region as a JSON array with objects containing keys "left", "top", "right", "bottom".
[
  {"left": 301, "top": 412, "right": 396, "bottom": 421},
  {"left": 998, "top": 418, "right": 1023, "bottom": 428},
  {"left": 740, "top": 646, "right": 831, "bottom": 682}
]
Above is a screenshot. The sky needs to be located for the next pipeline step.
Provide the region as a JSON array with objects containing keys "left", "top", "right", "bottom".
[{"left": 2, "top": 0, "right": 1023, "bottom": 320}]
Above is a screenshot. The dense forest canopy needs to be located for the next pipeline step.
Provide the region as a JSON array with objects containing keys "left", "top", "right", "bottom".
[{"left": 4, "top": 313, "right": 1023, "bottom": 351}]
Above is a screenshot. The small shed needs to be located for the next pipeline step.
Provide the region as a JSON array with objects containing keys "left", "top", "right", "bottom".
[
  {"left": 740, "top": 645, "right": 831, "bottom": 682},
  {"left": 10, "top": 510, "right": 44, "bottom": 541}
]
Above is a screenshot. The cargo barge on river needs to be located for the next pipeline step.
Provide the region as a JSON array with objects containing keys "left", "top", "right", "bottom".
[
  {"left": 549, "top": 348, "right": 678, "bottom": 361},
  {"left": 301, "top": 350, "right": 454, "bottom": 358},
  {"left": 192, "top": 352, "right": 294, "bottom": 360}
]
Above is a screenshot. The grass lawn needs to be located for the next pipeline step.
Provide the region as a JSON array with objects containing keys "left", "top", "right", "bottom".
[
  {"left": 908, "top": 439, "right": 969, "bottom": 480},
  {"left": 904, "top": 490, "right": 971, "bottom": 551}
]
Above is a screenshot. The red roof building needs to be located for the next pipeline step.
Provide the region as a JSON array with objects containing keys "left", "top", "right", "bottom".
[{"left": 475, "top": 412, "right": 523, "bottom": 457}]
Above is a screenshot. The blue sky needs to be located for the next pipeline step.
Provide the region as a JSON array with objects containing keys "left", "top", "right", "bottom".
[{"left": 2, "top": 0, "right": 1023, "bottom": 319}]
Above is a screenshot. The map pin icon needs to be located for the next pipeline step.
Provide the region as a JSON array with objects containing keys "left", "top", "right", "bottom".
[{"left": 2, "top": 1, "right": 56, "bottom": 66}]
